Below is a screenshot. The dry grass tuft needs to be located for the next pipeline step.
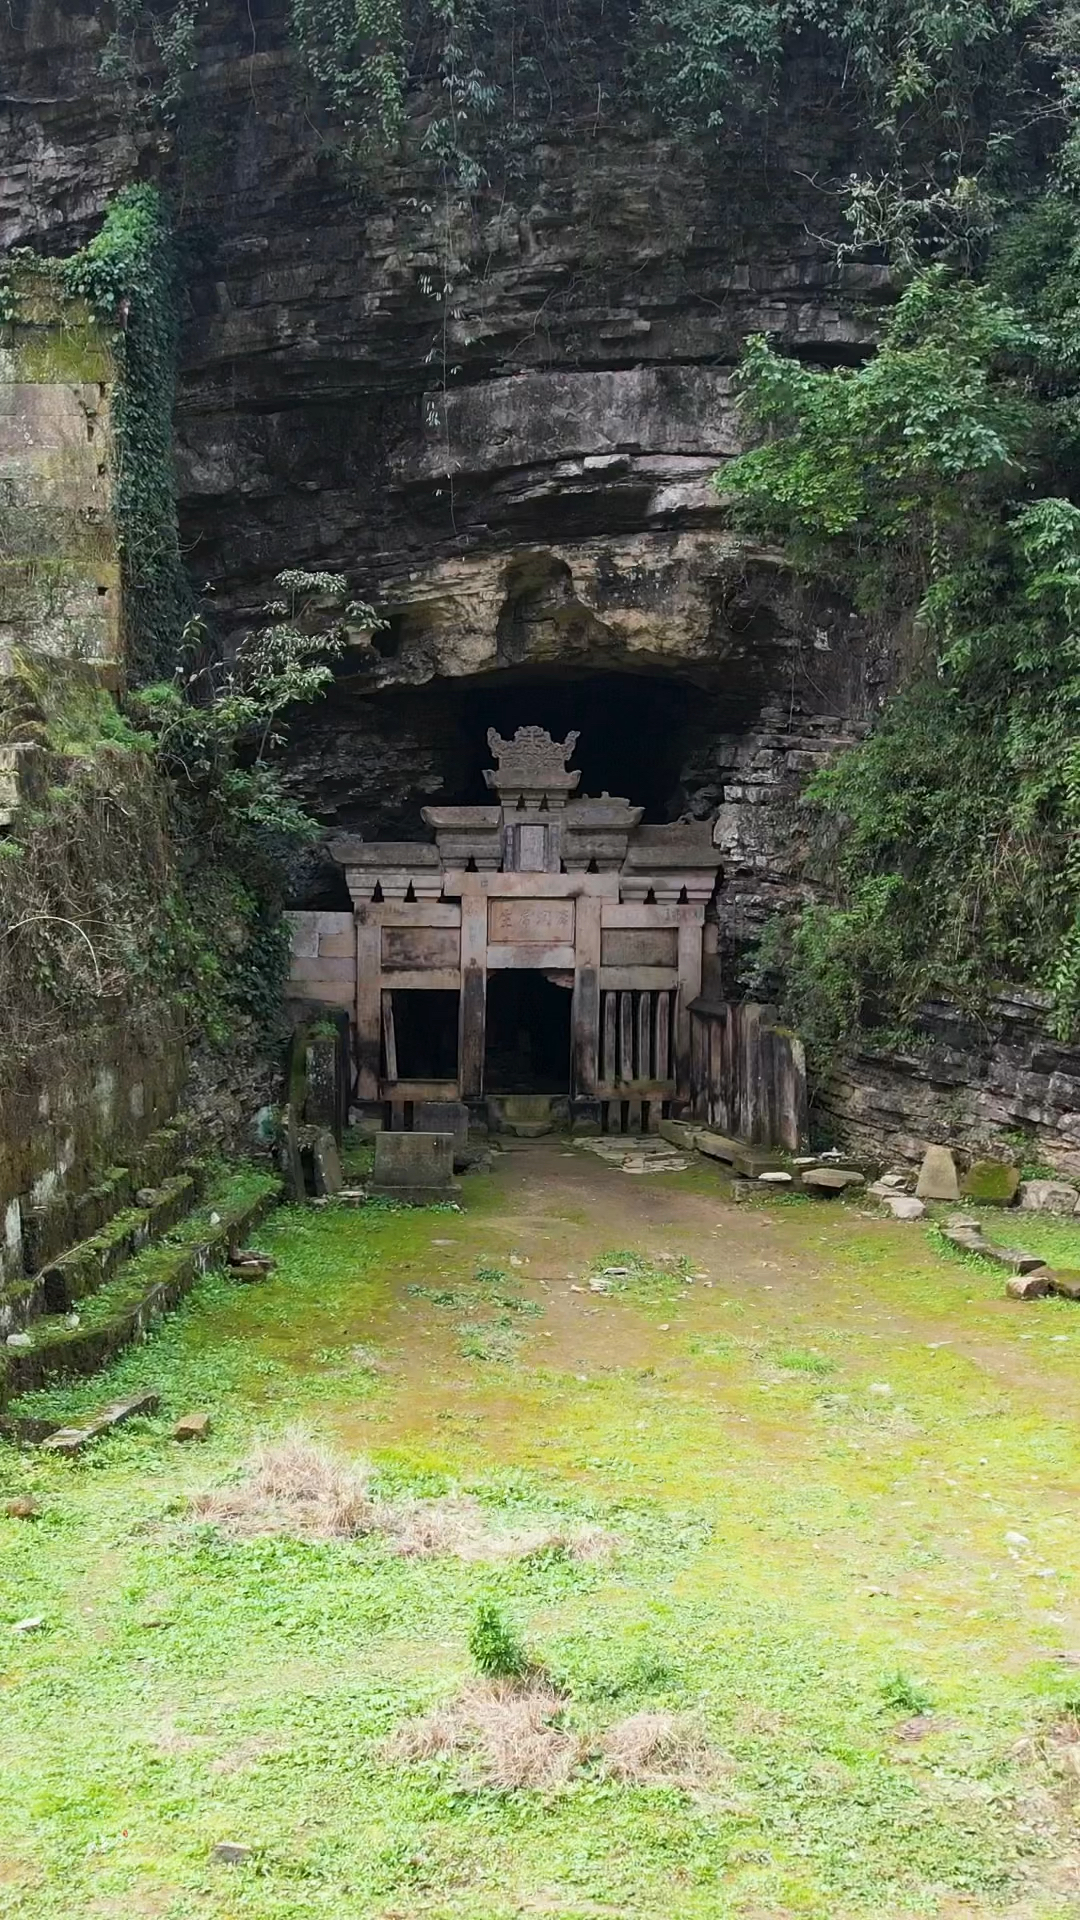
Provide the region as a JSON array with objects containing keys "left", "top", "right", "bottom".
[
  {"left": 191, "top": 1433, "right": 379, "bottom": 1540},
  {"left": 388, "top": 1692, "right": 728, "bottom": 1796},
  {"left": 387, "top": 1678, "right": 583, "bottom": 1790},
  {"left": 193, "top": 1433, "right": 618, "bottom": 1564},
  {"left": 596, "top": 1710, "right": 725, "bottom": 1789}
]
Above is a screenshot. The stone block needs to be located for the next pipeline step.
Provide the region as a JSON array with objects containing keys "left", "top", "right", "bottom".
[
  {"left": 801, "top": 1167, "right": 864, "bottom": 1194},
  {"left": 915, "top": 1146, "right": 960, "bottom": 1201},
  {"left": 371, "top": 1131, "right": 458, "bottom": 1203},
  {"left": 962, "top": 1160, "right": 1020, "bottom": 1205},
  {"left": 882, "top": 1194, "right": 925, "bottom": 1220},
  {"left": 1006, "top": 1271, "right": 1054, "bottom": 1300},
  {"left": 487, "top": 1095, "right": 557, "bottom": 1137},
  {"left": 694, "top": 1129, "right": 743, "bottom": 1164},
  {"left": 174, "top": 1411, "right": 211, "bottom": 1442},
  {"left": 1019, "top": 1179, "right": 1080, "bottom": 1214}
]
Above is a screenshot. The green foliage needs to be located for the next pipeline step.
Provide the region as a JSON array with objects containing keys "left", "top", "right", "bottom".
[
  {"left": 127, "top": 569, "right": 373, "bottom": 1048},
  {"left": 880, "top": 1670, "right": 934, "bottom": 1715},
  {"left": 468, "top": 1599, "right": 528, "bottom": 1676},
  {"left": 725, "top": 229, "right": 1080, "bottom": 1061},
  {"left": 65, "top": 185, "right": 189, "bottom": 680},
  {"left": 100, "top": 0, "right": 204, "bottom": 127},
  {"left": 631, "top": 0, "right": 1049, "bottom": 261},
  {"left": 290, "top": 0, "right": 409, "bottom": 161}
]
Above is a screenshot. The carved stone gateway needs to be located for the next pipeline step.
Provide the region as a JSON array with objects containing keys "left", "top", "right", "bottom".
[{"left": 289, "top": 727, "right": 725, "bottom": 1133}]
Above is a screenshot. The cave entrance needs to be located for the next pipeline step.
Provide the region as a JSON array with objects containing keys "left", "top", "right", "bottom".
[
  {"left": 484, "top": 972, "right": 572, "bottom": 1094},
  {"left": 444, "top": 670, "right": 700, "bottom": 822}
]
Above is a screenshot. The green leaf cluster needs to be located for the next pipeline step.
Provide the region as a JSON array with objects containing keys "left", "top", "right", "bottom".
[
  {"left": 64, "top": 184, "right": 191, "bottom": 680},
  {"left": 724, "top": 209, "right": 1080, "bottom": 1061}
]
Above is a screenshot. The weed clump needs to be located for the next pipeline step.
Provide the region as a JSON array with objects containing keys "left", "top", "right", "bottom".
[
  {"left": 596, "top": 1710, "right": 725, "bottom": 1789},
  {"left": 880, "top": 1670, "right": 933, "bottom": 1715},
  {"left": 387, "top": 1684, "right": 725, "bottom": 1795},
  {"left": 191, "top": 1432, "right": 377, "bottom": 1540},
  {"left": 469, "top": 1601, "right": 528, "bottom": 1679}
]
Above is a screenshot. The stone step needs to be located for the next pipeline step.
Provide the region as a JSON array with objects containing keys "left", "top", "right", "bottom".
[
  {"left": 2, "top": 1160, "right": 214, "bottom": 1334},
  {"left": 19, "top": 1115, "right": 198, "bottom": 1277},
  {"left": 0, "top": 1173, "right": 280, "bottom": 1405},
  {"left": 37, "top": 1174, "right": 199, "bottom": 1314}
]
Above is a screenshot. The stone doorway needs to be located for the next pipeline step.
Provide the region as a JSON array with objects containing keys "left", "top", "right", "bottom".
[{"left": 484, "top": 972, "right": 572, "bottom": 1094}]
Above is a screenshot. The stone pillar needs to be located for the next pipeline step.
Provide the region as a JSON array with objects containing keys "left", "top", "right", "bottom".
[
  {"left": 572, "top": 894, "right": 601, "bottom": 1096},
  {"left": 354, "top": 905, "right": 382, "bottom": 1100},
  {"left": 674, "top": 905, "right": 704, "bottom": 1100},
  {"left": 458, "top": 891, "right": 488, "bottom": 1099}
]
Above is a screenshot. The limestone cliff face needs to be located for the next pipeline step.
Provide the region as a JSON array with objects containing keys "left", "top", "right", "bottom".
[{"left": 0, "top": 0, "right": 891, "bottom": 956}]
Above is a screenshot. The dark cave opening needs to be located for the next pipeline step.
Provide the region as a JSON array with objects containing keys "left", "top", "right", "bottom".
[
  {"left": 441, "top": 668, "right": 701, "bottom": 820},
  {"left": 287, "top": 664, "right": 738, "bottom": 907},
  {"left": 484, "top": 972, "right": 572, "bottom": 1093}
]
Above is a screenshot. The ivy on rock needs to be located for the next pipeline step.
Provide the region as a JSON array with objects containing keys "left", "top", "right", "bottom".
[{"left": 65, "top": 185, "right": 190, "bottom": 682}]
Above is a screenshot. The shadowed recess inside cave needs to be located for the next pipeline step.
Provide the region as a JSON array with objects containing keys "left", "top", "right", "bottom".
[
  {"left": 442, "top": 670, "right": 697, "bottom": 815},
  {"left": 287, "top": 667, "right": 736, "bottom": 907}
]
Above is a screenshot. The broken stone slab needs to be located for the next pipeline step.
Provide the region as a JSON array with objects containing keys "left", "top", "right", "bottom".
[
  {"left": 1045, "top": 1270, "right": 1080, "bottom": 1301},
  {"left": 801, "top": 1168, "right": 865, "bottom": 1194},
  {"left": 915, "top": 1146, "right": 960, "bottom": 1202},
  {"left": 943, "top": 1225, "right": 1047, "bottom": 1273},
  {"left": 370, "top": 1131, "right": 459, "bottom": 1205},
  {"left": 1019, "top": 1179, "right": 1080, "bottom": 1214},
  {"left": 174, "top": 1411, "right": 211, "bottom": 1442},
  {"left": 658, "top": 1119, "right": 698, "bottom": 1151},
  {"left": 228, "top": 1247, "right": 275, "bottom": 1276},
  {"left": 210, "top": 1842, "right": 253, "bottom": 1865},
  {"left": 311, "top": 1129, "right": 344, "bottom": 1197},
  {"left": 961, "top": 1160, "right": 1020, "bottom": 1206},
  {"left": 758, "top": 1170, "right": 793, "bottom": 1184},
  {"left": 38, "top": 1392, "right": 160, "bottom": 1455},
  {"left": 882, "top": 1194, "right": 925, "bottom": 1220}
]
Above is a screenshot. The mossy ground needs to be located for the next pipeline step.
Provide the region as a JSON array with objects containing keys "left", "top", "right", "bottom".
[{"left": 3, "top": 1143, "right": 1080, "bottom": 1917}]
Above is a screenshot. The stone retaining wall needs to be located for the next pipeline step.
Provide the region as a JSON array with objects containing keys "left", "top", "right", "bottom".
[{"left": 0, "top": 1018, "right": 187, "bottom": 1299}]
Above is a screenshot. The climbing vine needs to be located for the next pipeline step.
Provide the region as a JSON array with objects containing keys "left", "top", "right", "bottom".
[{"left": 65, "top": 185, "right": 190, "bottom": 682}]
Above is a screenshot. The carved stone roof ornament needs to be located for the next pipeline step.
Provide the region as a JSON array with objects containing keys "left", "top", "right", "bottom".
[{"left": 483, "top": 725, "right": 582, "bottom": 805}]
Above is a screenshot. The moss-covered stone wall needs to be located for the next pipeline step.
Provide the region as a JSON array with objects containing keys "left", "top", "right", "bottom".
[{"left": 0, "top": 269, "right": 120, "bottom": 676}]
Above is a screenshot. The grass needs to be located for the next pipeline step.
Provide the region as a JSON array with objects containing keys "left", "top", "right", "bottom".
[{"left": 3, "top": 1162, "right": 1080, "bottom": 1915}]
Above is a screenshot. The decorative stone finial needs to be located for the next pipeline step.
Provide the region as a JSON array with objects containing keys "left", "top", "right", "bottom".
[{"left": 483, "top": 725, "right": 581, "bottom": 794}]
